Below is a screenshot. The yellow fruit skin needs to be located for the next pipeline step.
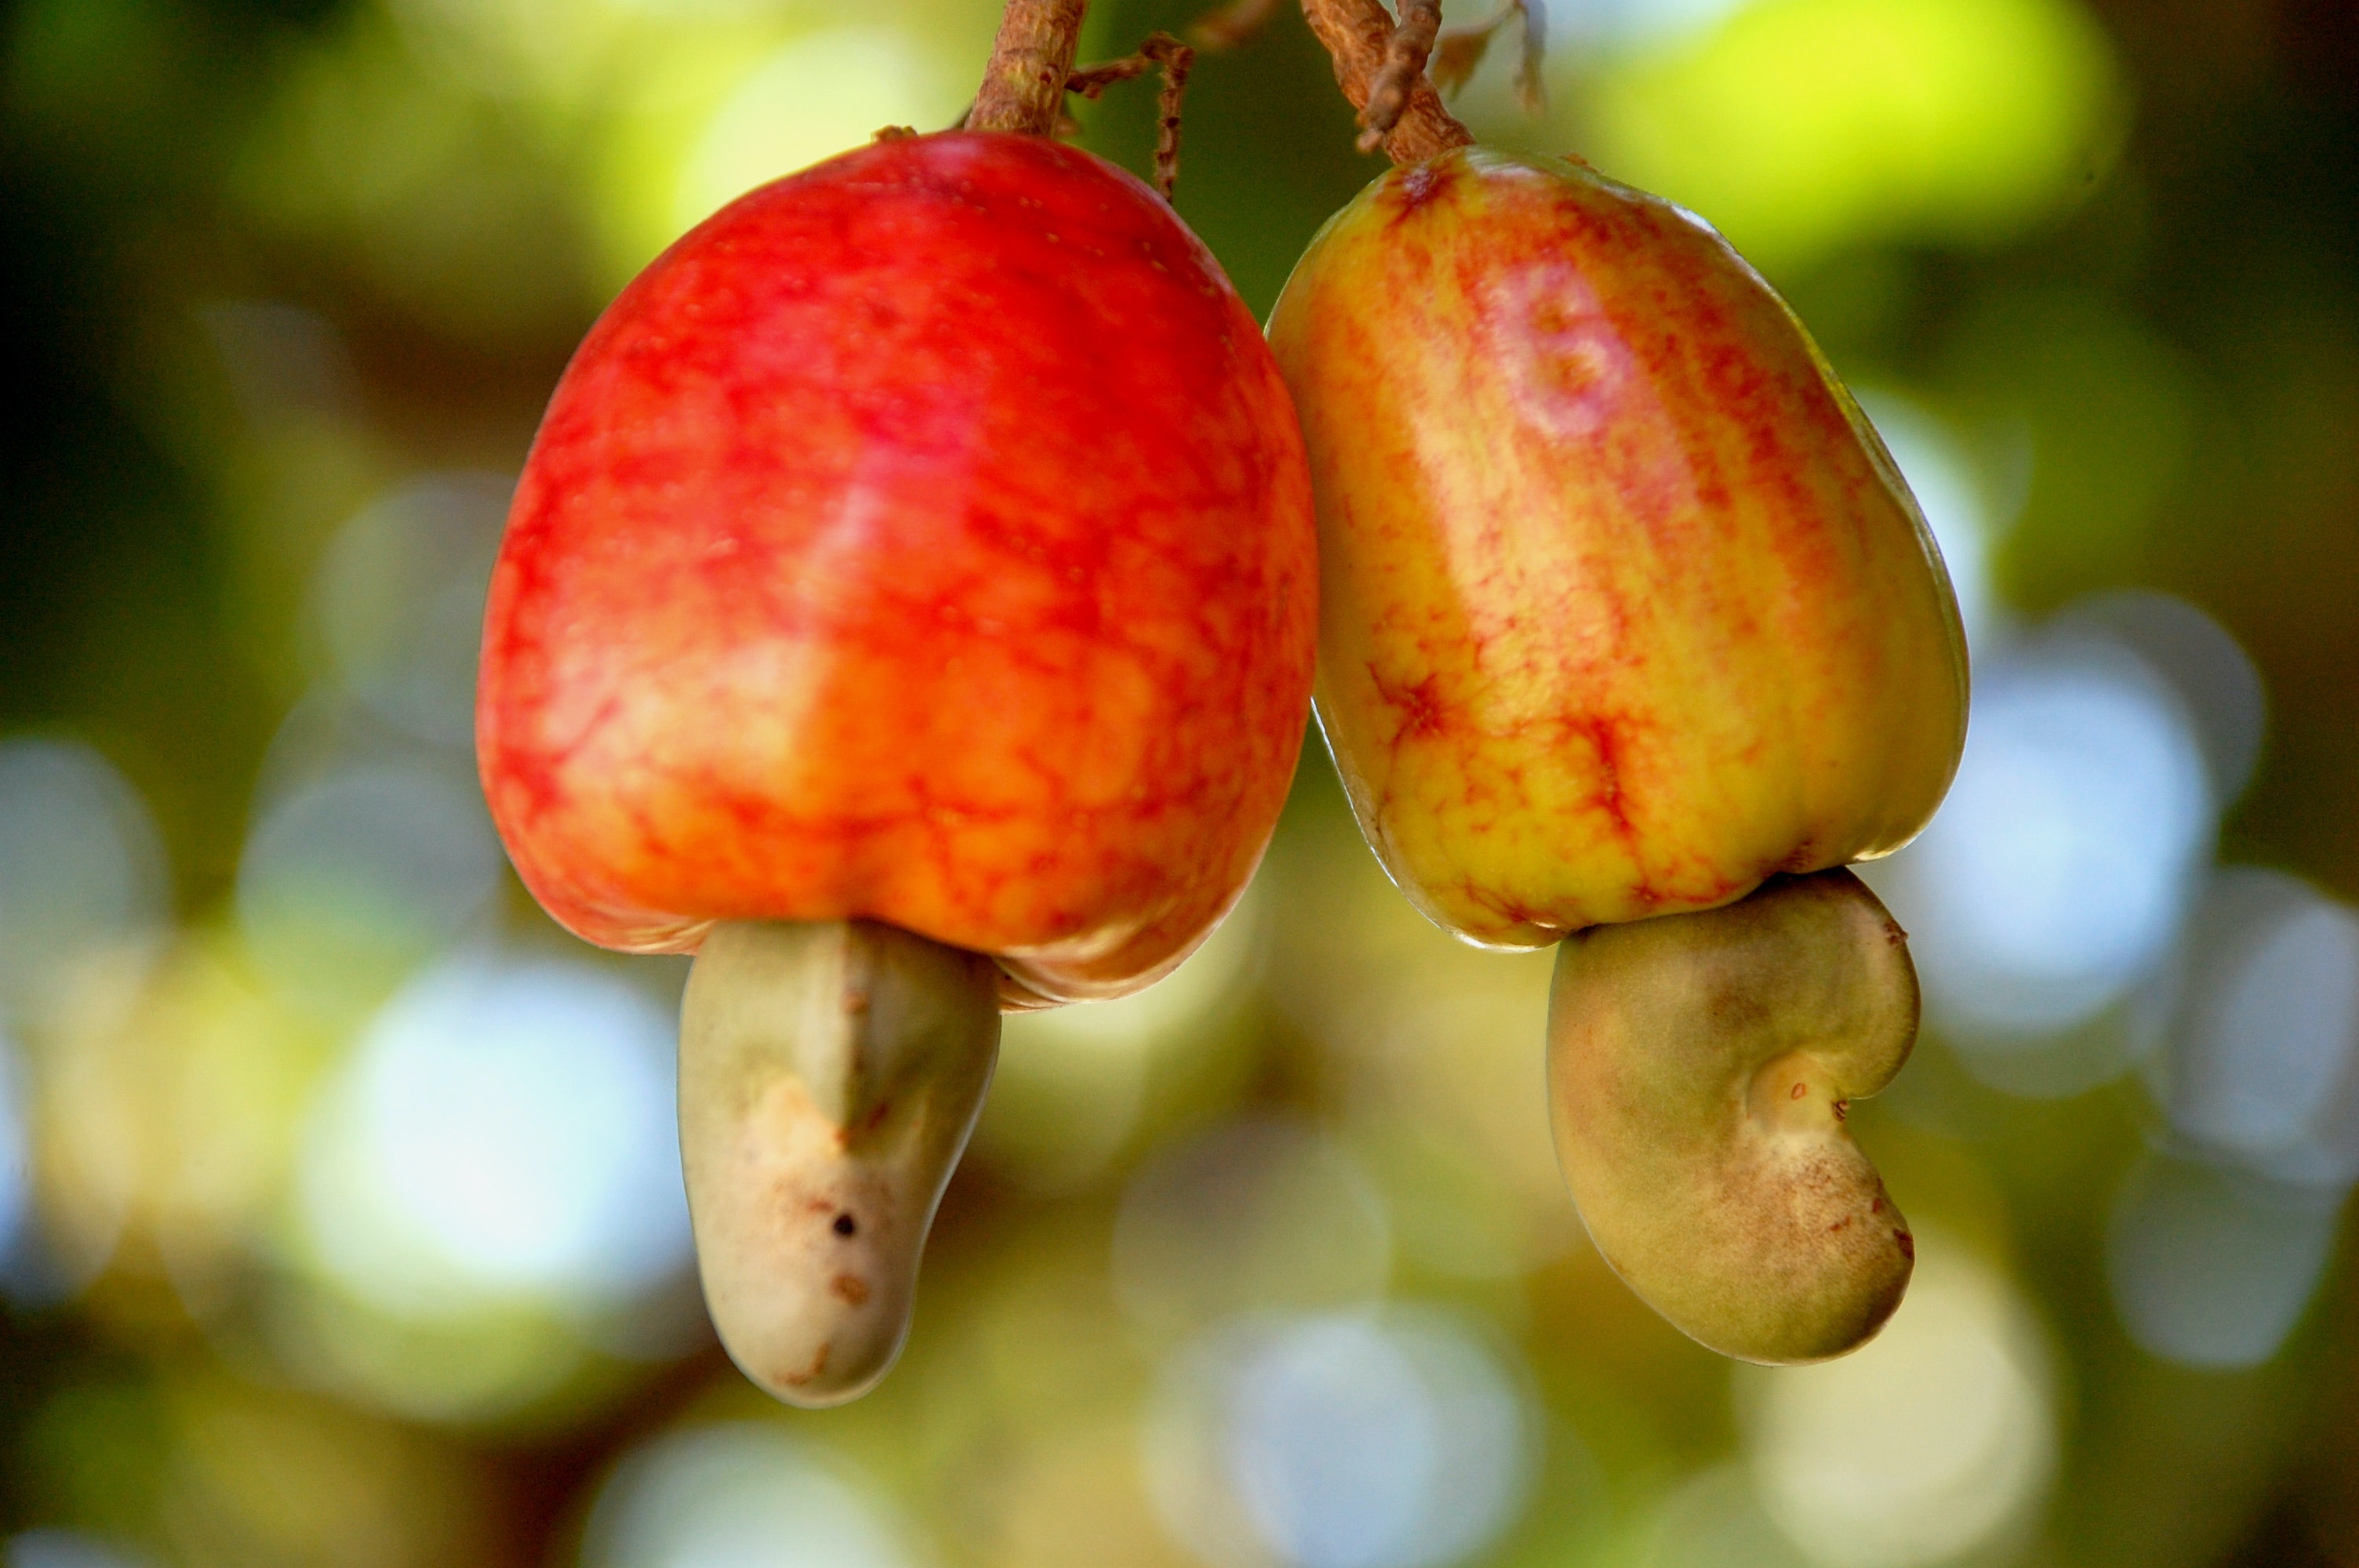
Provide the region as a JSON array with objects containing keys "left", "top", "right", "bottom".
[{"left": 1267, "top": 147, "right": 1968, "bottom": 947}]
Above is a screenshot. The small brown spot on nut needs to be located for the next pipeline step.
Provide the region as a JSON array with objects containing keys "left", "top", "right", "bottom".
[
  {"left": 832, "top": 1273, "right": 871, "bottom": 1305},
  {"left": 1833, "top": 1099, "right": 1849, "bottom": 1121},
  {"left": 843, "top": 988, "right": 871, "bottom": 1015},
  {"left": 832, "top": 1212, "right": 858, "bottom": 1236},
  {"left": 1790, "top": 1082, "right": 1807, "bottom": 1100},
  {"left": 1895, "top": 1230, "right": 1915, "bottom": 1261},
  {"left": 780, "top": 1344, "right": 831, "bottom": 1386}
]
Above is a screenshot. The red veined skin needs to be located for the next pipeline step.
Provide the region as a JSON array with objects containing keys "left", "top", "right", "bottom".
[
  {"left": 478, "top": 131, "right": 1318, "bottom": 1004},
  {"left": 1267, "top": 146, "right": 1966, "bottom": 948}
]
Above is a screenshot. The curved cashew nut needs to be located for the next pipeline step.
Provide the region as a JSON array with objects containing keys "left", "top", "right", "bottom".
[
  {"left": 1547, "top": 868, "right": 1917, "bottom": 1363},
  {"left": 680, "top": 920, "right": 999, "bottom": 1406}
]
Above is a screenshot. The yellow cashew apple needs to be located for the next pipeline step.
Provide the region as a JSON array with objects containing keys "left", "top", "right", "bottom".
[{"left": 1267, "top": 147, "right": 1967, "bottom": 948}]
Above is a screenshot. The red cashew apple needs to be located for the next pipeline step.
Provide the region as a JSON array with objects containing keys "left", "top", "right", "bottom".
[{"left": 477, "top": 129, "right": 1317, "bottom": 1403}]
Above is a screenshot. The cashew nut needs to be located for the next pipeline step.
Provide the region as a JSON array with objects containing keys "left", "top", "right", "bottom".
[
  {"left": 679, "top": 919, "right": 999, "bottom": 1405},
  {"left": 1547, "top": 868, "right": 1917, "bottom": 1363}
]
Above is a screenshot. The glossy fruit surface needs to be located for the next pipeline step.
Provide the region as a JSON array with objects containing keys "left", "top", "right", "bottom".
[
  {"left": 478, "top": 131, "right": 1317, "bottom": 1003},
  {"left": 1548, "top": 868, "right": 1917, "bottom": 1363},
  {"left": 1267, "top": 146, "right": 1966, "bottom": 947}
]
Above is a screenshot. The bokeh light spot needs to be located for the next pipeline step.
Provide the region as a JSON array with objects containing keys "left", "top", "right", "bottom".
[
  {"left": 581, "top": 1422, "right": 922, "bottom": 1568},
  {"left": 1743, "top": 1240, "right": 2055, "bottom": 1568},
  {"left": 1638, "top": 1466, "right": 1814, "bottom": 1568},
  {"left": 1865, "top": 626, "right": 2213, "bottom": 1045},
  {"left": 1146, "top": 1308, "right": 1534, "bottom": 1568},
  {"left": 2060, "top": 589, "right": 2266, "bottom": 808},
  {"left": 0, "top": 739, "right": 168, "bottom": 1029},
  {"left": 294, "top": 953, "right": 692, "bottom": 1319},
  {"left": 0, "top": 1034, "right": 27, "bottom": 1278},
  {"left": 2106, "top": 1152, "right": 2343, "bottom": 1370},
  {"left": 236, "top": 761, "right": 503, "bottom": 1011},
  {"left": 2161, "top": 866, "right": 2359, "bottom": 1186},
  {"left": 1590, "top": 0, "right": 2125, "bottom": 270},
  {"left": 5, "top": 1532, "right": 154, "bottom": 1568},
  {"left": 674, "top": 28, "right": 960, "bottom": 236}
]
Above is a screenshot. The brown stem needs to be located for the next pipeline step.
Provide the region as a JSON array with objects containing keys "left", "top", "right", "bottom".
[
  {"left": 1358, "top": 0, "right": 1442, "bottom": 151},
  {"left": 1069, "top": 32, "right": 1195, "bottom": 198},
  {"left": 971, "top": 0, "right": 1090, "bottom": 134},
  {"left": 1150, "top": 42, "right": 1194, "bottom": 197},
  {"left": 1299, "top": 0, "right": 1474, "bottom": 164}
]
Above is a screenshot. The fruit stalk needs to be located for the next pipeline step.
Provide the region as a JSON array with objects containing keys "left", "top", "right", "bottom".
[
  {"left": 1068, "top": 32, "right": 1195, "bottom": 198},
  {"left": 1298, "top": 0, "right": 1472, "bottom": 162},
  {"left": 972, "top": 0, "right": 1092, "bottom": 134}
]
